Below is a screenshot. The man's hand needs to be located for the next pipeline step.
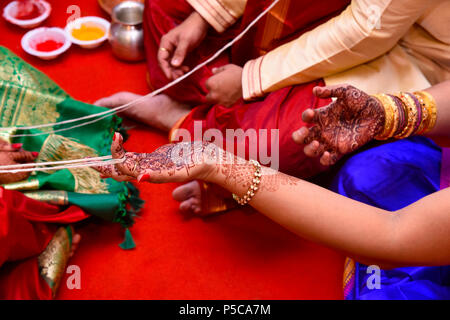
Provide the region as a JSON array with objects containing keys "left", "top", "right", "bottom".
[
  {"left": 292, "top": 85, "right": 385, "bottom": 166},
  {"left": 158, "top": 12, "right": 209, "bottom": 80},
  {"left": 205, "top": 64, "right": 243, "bottom": 107}
]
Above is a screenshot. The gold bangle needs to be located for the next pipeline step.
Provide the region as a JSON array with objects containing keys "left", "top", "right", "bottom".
[
  {"left": 386, "top": 95, "right": 399, "bottom": 138},
  {"left": 395, "top": 93, "right": 418, "bottom": 139},
  {"left": 373, "top": 94, "right": 395, "bottom": 140},
  {"left": 232, "top": 159, "right": 262, "bottom": 206},
  {"left": 415, "top": 93, "right": 429, "bottom": 135},
  {"left": 414, "top": 91, "right": 437, "bottom": 134}
]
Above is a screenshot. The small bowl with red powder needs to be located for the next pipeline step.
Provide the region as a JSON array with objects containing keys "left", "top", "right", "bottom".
[
  {"left": 21, "top": 27, "right": 71, "bottom": 60},
  {"left": 3, "top": 0, "right": 51, "bottom": 29}
]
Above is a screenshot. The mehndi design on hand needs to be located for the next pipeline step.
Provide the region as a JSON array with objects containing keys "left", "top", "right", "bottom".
[
  {"left": 95, "top": 133, "right": 299, "bottom": 194},
  {"left": 94, "top": 133, "right": 226, "bottom": 183},
  {"left": 293, "top": 85, "right": 385, "bottom": 166}
]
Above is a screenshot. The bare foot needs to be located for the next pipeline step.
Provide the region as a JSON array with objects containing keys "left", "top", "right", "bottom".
[
  {"left": 172, "top": 181, "right": 203, "bottom": 214},
  {"left": 172, "top": 181, "right": 236, "bottom": 216},
  {"left": 94, "top": 91, "right": 191, "bottom": 132}
]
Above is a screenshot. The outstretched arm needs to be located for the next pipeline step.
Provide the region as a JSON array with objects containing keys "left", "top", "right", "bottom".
[
  {"left": 95, "top": 135, "right": 450, "bottom": 268},
  {"left": 207, "top": 163, "right": 450, "bottom": 268}
]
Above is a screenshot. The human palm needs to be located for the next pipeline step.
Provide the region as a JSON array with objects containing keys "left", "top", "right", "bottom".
[{"left": 293, "top": 85, "right": 385, "bottom": 166}]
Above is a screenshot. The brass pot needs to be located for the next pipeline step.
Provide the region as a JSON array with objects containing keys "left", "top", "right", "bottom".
[{"left": 109, "top": 1, "right": 145, "bottom": 62}]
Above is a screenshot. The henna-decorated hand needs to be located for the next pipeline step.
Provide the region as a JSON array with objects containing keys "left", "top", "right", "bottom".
[
  {"left": 292, "top": 85, "right": 385, "bottom": 166},
  {"left": 93, "top": 133, "right": 222, "bottom": 183},
  {"left": 0, "top": 140, "right": 39, "bottom": 184}
]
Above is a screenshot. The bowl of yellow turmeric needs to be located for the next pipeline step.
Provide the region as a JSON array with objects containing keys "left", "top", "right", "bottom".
[{"left": 65, "top": 16, "right": 110, "bottom": 49}]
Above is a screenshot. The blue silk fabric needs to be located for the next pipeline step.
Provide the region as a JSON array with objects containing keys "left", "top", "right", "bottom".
[{"left": 331, "top": 136, "right": 450, "bottom": 300}]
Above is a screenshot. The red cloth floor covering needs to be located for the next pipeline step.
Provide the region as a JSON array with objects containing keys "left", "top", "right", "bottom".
[{"left": 0, "top": 0, "right": 345, "bottom": 299}]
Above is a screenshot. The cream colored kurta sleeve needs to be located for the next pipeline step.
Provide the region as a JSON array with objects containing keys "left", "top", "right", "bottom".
[
  {"left": 242, "top": 0, "right": 439, "bottom": 100},
  {"left": 187, "top": 0, "right": 247, "bottom": 33}
]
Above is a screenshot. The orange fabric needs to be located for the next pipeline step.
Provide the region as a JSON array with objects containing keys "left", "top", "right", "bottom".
[{"left": 1, "top": 0, "right": 345, "bottom": 299}]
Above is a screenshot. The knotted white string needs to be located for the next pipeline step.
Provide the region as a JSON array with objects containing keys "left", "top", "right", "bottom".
[{"left": 0, "top": 0, "right": 280, "bottom": 173}]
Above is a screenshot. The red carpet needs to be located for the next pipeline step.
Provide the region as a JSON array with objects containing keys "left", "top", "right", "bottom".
[{"left": 0, "top": 0, "right": 345, "bottom": 299}]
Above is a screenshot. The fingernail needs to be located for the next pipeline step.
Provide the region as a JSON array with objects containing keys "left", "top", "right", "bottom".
[
  {"left": 138, "top": 174, "right": 150, "bottom": 182},
  {"left": 172, "top": 58, "right": 179, "bottom": 65},
  {"left": 11, "top": 143, "right": 22, "bottom": 149},
  {"left": 32, "top": 152, "right": 39, "bottom": 157},
  {"left": 113, "top": 132, "right": 123, "bottom": 143}
]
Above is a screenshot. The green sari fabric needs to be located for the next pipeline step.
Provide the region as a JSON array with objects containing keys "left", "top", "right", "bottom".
[{"left": 0, "top": 47, "right": 143, "bottom": 246}]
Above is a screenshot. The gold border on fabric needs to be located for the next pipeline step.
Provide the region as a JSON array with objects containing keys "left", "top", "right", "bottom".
[
  {"left": 343, "top": 257, "right": 355, "bottom": 289},
  {"left": 0, "top": 82, "right": 62, "bottom": 131},
  {"left": 38, "top": 227, "right": 72, "bottom": 297},
  {"left": 23, "top": 190, "right": 69, "bottom": 206},
  {"left": 37, "top": 134, "right": 109, "bottom": 194},
  {"left": 2, "top": 179, "right": 40, "bottom": 191}
]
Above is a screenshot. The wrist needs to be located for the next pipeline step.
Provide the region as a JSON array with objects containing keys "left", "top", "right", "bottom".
[
  {"left": 190, "top": 11, "right": 210, "bottom": 32},
  {"left": 198, "top": 161, "right": 220, "bottom": 185},
  {"left": 371, "top": 96, "right": 386, "bottom": 137},
  {"left": 237, "top": 68, "right": 243, "bottom": 96}
]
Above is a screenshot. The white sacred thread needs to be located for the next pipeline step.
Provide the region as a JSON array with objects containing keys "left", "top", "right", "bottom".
[
  {"left": 0, "top": 155, "right": 113, "bottom": 169},
  {"left": 0, "top": 0, "right": 281, "bottom": 173},
  {"left": 1, "top": 0, "right": 281, "bottom": 138},
  {"left": 0, "top": 157, "right": 125, "bottom": 173}
]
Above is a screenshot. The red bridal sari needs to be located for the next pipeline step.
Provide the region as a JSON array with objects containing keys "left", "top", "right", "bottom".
[
  {"left": 144, "top": 0, "right": 350, "bottom": 177},
  {"left": 0, "top": 187, "right": 87, "bottom": 299}
]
